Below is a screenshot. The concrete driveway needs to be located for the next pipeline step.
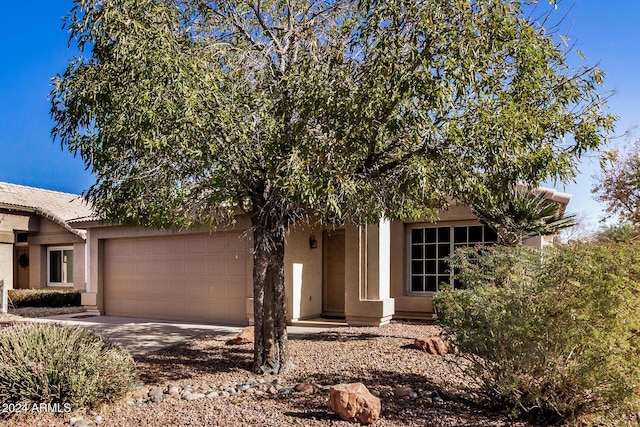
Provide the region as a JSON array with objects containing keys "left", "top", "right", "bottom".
[{"left": 36, "top": 314, "right": 336, "bottom": 356}]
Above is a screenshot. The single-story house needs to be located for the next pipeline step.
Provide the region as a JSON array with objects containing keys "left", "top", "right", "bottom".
[
  {"left": 0, "top": 182, "right": 93, "bottom": 292},
  {"left": 0, "top": 181, "right": 570, "bottom": 326}
]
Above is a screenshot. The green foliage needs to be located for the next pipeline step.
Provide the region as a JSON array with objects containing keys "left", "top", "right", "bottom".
[
  {"left": 595, "top": 222, "right": 640, "bottom": 243},
  {"left": 0, "top": 323, "right": 137, "bottom": 411},
  {"left": 471, "top": 188, "right": 576, "bottom": 245},
  {"left": 435, "top": 243, "right": 640, "bottom": 425},
  {"left": 51, "top": 0, "right": 613, "bottom": 231},
  {"left": 8, "top": 289, "right": 81, "bottom": 308}
]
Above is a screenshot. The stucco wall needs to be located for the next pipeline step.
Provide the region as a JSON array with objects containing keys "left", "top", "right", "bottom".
[
  {"left": 72, "top": 241, "right": 86, "bottom": 291},
  {"left": 0, "top": 211, "right": 33, "bottom": 232},
  {"left": 29, "top": 218, "right": 82, "bottom": 246},
  {"left": 0, "top": 241, "right": 13, "bottom": 289}
]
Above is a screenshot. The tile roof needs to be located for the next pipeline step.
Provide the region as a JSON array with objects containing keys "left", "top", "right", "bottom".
[{"left": 0, "top": 182, "right": 94, "bottom": 238}]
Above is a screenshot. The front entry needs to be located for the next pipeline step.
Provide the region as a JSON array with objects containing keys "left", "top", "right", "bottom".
[
  {"left": 14, "top": 247, "right": 29, "bottom": 289},
  {"left": 322, "top": 229, "right": 345, "bottom": 317}
]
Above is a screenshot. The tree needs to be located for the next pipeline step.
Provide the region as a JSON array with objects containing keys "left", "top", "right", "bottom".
[
  {"left": 51, "top": 0, "right": 613, "bottom": 374},
  {"left": 471, "top": 188, "right": 577, "bottom": 246},
  {"left": 593, "top": 138, "right": 640, "bottom": 224},
  {"left": 594, "top": 222, "right": 640, "bottom": 243}
]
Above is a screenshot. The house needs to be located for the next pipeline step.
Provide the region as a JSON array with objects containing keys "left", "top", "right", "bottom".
[
  {"left": 0, "top": 182, "right": 93, "bottom": 292},
  {"left": 0, "top": 181, "right": 570, "bottom": 326}
]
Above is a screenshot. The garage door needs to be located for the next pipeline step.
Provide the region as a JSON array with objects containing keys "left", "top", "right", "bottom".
[{"left": 103, "top": 232, "right": 249, "bottom": 325}]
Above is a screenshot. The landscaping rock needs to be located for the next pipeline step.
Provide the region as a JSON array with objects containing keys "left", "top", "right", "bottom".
[
  {"left": 72, "top": 419, "right": 95, "bottom": 427},
  {"left": 225, "top": 326, "right": 254, "bottom": 345},
  {"left": 329, "top": 382, "right": 381, "bottom": 425},
  {"left": 294, "top": 382, "right": 315, "bottom": 394},
  {"left": 183, "top": 392, "right": 206, "bottom": 401},
  {"left": 149, "top": 394, "right": 165, "bottom": 403},
  {"left": 394, "top": 386, "right": 413, "bottom": 398},
  {"left": 414, "top": 336, "right": 449, "bottom": 355},
  {"left": 278, "top": 386, "right": 294, "bottom": 395},
  {"left": 149, "top": 386, "right": 164, "bottom": 397},
  {"left": 130, "top": 386, "right": 150, "bottom": 400}
]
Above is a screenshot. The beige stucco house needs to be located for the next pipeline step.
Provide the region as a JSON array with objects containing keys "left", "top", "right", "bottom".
[
  {"left": 0, "top": 181, "right": 570, "bottom": 326},
  {"left": 0, "top": 182, "right": 92, "bottom": 292}
]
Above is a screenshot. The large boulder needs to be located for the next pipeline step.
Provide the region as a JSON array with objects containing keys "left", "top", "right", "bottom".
[
  {"left": 414, "top": 336, "right": 449, "bottom": 355},
  {"left": 329, "top": 382, "right": 381, "bottom": 425}
]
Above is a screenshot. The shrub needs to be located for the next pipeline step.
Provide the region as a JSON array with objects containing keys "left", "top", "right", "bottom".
[
  {"left": 0, "top": 323, "right": 137, "bottom": 411},
  {"left": 434, "top": 243, "right": 640, "bottom": 425},
  {"left": 8, "top": 289, "right": 81, "bottom": 308}
]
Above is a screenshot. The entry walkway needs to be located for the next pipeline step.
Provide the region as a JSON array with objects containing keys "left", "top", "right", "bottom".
[{"left": 37, "top": 314, "right": 339, "bottom": 356}]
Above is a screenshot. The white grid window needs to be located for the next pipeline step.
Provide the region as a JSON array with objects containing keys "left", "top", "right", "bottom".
[{"left": 408, "top": 225, "right": 498, "bottom": 293}]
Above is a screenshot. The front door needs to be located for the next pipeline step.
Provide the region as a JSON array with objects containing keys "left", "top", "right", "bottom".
[
  {"left": 14, "top": 247, "right": 30, "bottom": 289},
  {"left": 322, "top": 230, "right": 345, "bottom": 317}
]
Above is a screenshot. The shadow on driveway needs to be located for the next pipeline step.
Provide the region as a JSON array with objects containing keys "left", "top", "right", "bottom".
[
  {"left": 34, "top": 314, "right": 337, "bottom": 356},
  {"left": 35, "top": 315, "right": 243, "bottom": 356}
]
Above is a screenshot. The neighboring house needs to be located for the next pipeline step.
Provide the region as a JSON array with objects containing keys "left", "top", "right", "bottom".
[
  {"left": 0, "top": 181, "right": 570, "bottom": 326},
  {"left": 0, "top": 182, "right": 93, "bottom": 292}
]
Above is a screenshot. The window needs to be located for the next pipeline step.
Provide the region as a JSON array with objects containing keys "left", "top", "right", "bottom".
[
  {"left": 408, "top": 224, "right": 498, "bottom": 293},
  {"left": 48, "top": 247, "right": 74, "bottom": 286}
]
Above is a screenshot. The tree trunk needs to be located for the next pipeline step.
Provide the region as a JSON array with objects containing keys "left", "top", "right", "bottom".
[{"left": 251, "top": 215, "right": 290, "bottom": 375}]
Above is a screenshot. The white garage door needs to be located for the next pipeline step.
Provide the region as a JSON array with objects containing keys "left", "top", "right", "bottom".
[{"left": 103, "top": 232, "right": 249, "bottom": 325}]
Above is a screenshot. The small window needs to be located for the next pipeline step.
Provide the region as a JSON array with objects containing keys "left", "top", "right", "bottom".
[
  {"left": 48, "top": 247, "right": 74, "bottom": 286},
  {"left": 16, "top": 233, "right": 28, "bottom": 243}
]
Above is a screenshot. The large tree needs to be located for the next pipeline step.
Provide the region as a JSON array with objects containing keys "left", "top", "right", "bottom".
[
  {"left": 593, "top": 139, "right": 640, "bottom": 225},
  {"left": 51, "top": 0, "right": 613, "bottom": 374}
]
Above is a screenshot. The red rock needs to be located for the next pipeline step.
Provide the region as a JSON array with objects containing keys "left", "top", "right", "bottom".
[
  {"left": 414, "top": 336, "right": 449, "bottom": 355},
  {"left": 329, "top": 383, "right": 381, "bottom": 425},
  {"left": 225, "top": 326, "right": 254, "bottom": 345}
]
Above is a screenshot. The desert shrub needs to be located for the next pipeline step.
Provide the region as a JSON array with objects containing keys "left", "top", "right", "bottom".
[
  {"left": 0, "top": 323, "right": 137, "bottom": 411},
  {"left": 8, "top": 289, "right": 81, "bottom": 308},
  {"left": 434, "top": 242, "right": 640, "bottom": 425}
]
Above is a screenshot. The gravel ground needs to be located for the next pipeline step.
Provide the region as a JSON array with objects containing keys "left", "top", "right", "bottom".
[{"left": 7, "top": 321, "right": 530, "bottom": 427}]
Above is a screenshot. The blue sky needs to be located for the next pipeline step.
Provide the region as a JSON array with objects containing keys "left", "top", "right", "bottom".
[{"left": 0, "top": 1, "right": 638, "bottom": 232}]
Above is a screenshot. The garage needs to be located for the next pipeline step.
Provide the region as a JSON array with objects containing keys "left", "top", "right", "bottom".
[{"left": 103, "top": 231, "right": 250, "bottom": 325}]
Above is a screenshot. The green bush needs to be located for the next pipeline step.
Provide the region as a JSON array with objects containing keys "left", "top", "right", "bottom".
[
  {"left": 8, "top": 289, "right": 81, "bottom": 308},
  {"left": 434, "top": 243, "right": 640, "bottom": 425},
  {"left": 0, "top": 323, "right": 137, "bottom": 411}
]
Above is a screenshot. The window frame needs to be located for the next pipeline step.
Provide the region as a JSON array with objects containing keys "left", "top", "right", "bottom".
[
  {"left": 47, "top": 246, "right": 74, "bottom": 287},
  {"left": 406, "top": 223, "right": 498, "bottom": 294}
]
